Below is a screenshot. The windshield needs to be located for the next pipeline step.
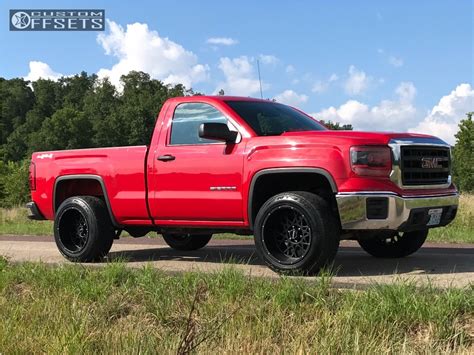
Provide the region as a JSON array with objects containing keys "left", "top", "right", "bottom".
[{"left": 226, "top": 100, "right": 326, "bottom": 136}]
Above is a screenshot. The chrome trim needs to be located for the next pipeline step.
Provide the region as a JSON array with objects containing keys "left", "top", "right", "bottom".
[
  {"left": 210, "top": 186, "right": 237, "bottom": 191},
  {"left": 336, "top": 192, "right": 459, "bottom": 230},
  {"left": 337, "top": 191, "right": 458, "bottom": 198},
  {"left": 388, "top": 137, "right": 452, "bottom": 189}
]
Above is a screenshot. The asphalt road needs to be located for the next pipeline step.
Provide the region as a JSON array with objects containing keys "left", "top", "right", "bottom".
[{"left": 0, "top": 235, "right": 473, "bottom": 289}]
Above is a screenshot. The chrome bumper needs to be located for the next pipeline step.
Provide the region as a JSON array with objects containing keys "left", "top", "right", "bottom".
[{"left": 336, "top": 192, "right": 459, "bottom": 231}]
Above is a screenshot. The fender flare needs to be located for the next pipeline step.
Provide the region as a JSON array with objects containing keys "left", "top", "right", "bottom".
[
  {"left": 247, "top": 167, "right": 338, "bottom": 228},
  {"left": 53, "top": 174, "right": 120, "bottom": 228}
]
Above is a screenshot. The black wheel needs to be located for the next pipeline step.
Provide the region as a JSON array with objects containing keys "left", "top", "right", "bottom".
[
  {"left": 162, "top": 234, "right": 212, "bottom": 251},
  {"left": 54, "top": 196, "right": 115, "bottom": 262},
  {"left": 254, "top": 191, "right": 340, "bottom": 275},
  {"left": 357, "top": 230, "right": 428, "bottom": 258}
]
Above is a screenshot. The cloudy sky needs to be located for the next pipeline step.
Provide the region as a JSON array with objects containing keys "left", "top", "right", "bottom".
[{"left": 1, "top": 0, "right": 472, "bottom": 144}]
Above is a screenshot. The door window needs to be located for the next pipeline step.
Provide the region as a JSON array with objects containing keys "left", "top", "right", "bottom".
[{"left": 170, "top": 103, "right": 230, "bottom": 145}]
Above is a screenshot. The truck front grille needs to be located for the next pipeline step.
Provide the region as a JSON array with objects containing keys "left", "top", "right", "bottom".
[{"left": 400, "top": 146, "right": 450, "bottom": 186}]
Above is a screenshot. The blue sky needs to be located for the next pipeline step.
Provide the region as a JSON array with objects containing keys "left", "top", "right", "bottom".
[{"left": 1, "top": 0, "right": 473, "bottom": 143}]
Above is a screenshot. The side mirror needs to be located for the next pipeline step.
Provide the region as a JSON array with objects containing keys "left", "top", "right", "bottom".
[{"left": 199, "top": 122, "right": 238, "bottom": 143}]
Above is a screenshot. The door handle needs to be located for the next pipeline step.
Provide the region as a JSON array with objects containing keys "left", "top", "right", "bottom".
[{"left": 157, "top": 154, "right": 176, "bottom": 162}]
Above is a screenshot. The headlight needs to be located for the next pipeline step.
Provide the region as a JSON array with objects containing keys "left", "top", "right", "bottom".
[{"left": 350, "top": 146, "right": 392, "bottom": 177}]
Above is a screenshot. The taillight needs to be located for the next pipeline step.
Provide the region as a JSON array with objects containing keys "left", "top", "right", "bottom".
[
  {"left": 350, "top": 146, "right": 392, "bottom": 177},
  {"left": 29, "top": 161, "right": 36, "bottom": 191}
]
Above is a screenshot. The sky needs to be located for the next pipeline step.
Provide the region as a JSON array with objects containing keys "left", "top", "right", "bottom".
[{"left": 1, "top": 0, "right": 473, "bottom": 144}]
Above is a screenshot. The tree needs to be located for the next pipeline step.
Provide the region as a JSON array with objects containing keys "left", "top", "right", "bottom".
[
  {"left": 118, "top": 71, "right": 186, "bottom": 146},
  {"left": 83, "top": 78, "right": 120, "bottom": 147},
  {"left": 31, "top": 107, "right": 93, "bottom": 151},
  {"left": 59, "top": 72, "right": 97, "bottom": 110},
  {"left": 0, "top": 78, "right": 34, "bottom": 146},
  {"left": 452, "top": 112, "right": 474, "bottom": 192},
  {"left": 0, "top": 160, "right": 30, "bottom": 207},
  {"left": 320, "top": 120, "right": 353, "bottom": 130}
]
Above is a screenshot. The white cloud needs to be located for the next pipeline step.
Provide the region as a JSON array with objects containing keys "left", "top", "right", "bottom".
[
  {"left": 312, "top": 73, "right": 339, "bottom": 93},
  {"left": 314, "top": 82, "right": 418, "bottom": 131},
  {"left": 24, "top": 61, "right": 62, "bottom": 81},
  {"left": 259, "top": 54, "right": 278, "bottom": 65},
  {"left": 395, "top": 81, "right": 416, "bottom": 103},
  {"left": 206, "top": 37, "right": 238, "bottom": 46},
  {"left": 329, "top": 73, "right": 339, "bottom": 82},
  {"left": 378, "top": 49, "right": 404, "bottom": 67},
  {"left": 286, "top": 65, "right": 295, "bottom": 73},
  {"left": 96, "top": 20, "right": 209, "bottom": 88},
  {"left": 274, "top": 90, "right": 308, "bottom": 106},
  {"left": 389, "top": 55, "right": 404, "bottom": 67},
  {"left": 344, "top": 65, "right": 370, "bottom": 95},
  {"left": 409, "top": 84, "right": 474, "bottom": 145},
  {"left": 216, "top": 56, "right": 267, "bottom": 96}
]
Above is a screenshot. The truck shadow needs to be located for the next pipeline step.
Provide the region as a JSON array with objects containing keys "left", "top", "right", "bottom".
[{"left": 108, "top": 242, "right": 474, "bottom": 277}]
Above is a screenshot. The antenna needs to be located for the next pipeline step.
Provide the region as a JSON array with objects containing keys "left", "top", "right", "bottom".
[{"left": 257, "top": 59, "right": 263, "bottom": 99}]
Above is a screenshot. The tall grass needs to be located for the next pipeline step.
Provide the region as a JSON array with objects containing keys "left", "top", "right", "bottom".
[
  {"left": 0, "top": 259, "right": 472, "bottom": 353},
  {"left": 428, "top": 194, "right": 474, "bottom": 243}
]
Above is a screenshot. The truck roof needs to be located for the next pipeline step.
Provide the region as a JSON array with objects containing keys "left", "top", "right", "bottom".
[{"left": 167, "top": 95, "right": 271, "bottom": 104}]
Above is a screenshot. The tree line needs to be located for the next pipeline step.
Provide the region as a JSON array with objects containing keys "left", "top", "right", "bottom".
[{"left": 0, "top": 71, "right": 472, "bottom": 207}]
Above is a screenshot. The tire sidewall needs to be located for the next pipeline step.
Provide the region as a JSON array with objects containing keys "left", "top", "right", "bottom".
[
  {"left": 254, "top": 193, "right": 331, "bottom": 273},
  {"left": 358, "top": 230, "right": 428, "bottom": 258},
  {"left": 54, "top": 197, "right": 100, "bottom": 260}
]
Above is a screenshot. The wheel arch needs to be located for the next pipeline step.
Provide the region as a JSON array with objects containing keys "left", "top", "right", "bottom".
[
  {"left": 53, "top": 174, "right": 120, "bottom": 228},
  {"left": 247, "top": 168, "right": 338, "bottom": 229}
]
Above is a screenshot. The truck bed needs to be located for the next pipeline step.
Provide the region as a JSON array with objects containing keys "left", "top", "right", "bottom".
[{"left": 31, "top": 146, "right": 150, "bottom": 224}]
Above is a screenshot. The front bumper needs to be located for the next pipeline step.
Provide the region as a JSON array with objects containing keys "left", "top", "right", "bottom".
[
  {"left": 336, "top": 192, "right": 459, "bottom": 231},
  {"left": 26, "top": 202, "right": 46, "bottom": 221}
]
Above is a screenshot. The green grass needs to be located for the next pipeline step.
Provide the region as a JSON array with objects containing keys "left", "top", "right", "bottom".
[
  {"left": 0, "top": 258, "right": 472, "bottom": 353},
  {"left": 428, "top": 194, "right": 474, "bottom": 244},
  {"left": 1, "top": 193, "right": 472, "bottom": 243},
  {"left": 0, "top": 207, "right": 52, "bottom": 235}
]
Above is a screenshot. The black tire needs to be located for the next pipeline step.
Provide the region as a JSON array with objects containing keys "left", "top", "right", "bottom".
[
  {"left": 254, "top": 191, "right": 340, "bottom": 275},
  {"left": 54, "top": 196, "right": 115, "bottom": 262},
  {"left": 357, "top": 230, "right": 428, "bottom": 258},
  {"left": 162, "top": 234, "right": 212, "bottom": 251}
]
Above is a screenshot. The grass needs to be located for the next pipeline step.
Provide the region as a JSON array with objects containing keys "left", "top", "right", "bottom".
[
  {"left": 1, "top": 194, "right": 472, "bottom": 243},
  {"left": 0, "top": 258, "right": 472, "bottom": 353},
  {"left": 428, "top": 194, "right": 474, "bottom": 244},
  {"left": 0, "top": 207, "right": 52, "bottom": 236}
]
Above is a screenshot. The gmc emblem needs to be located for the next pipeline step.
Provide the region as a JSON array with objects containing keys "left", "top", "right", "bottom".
[{"left": 421, "top": 157, "right": 447, "bottom": 169}]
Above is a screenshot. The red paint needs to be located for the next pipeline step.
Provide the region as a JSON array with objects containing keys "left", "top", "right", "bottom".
[{"left": 30, "top": 96, "right": 457, "bottom": 228}]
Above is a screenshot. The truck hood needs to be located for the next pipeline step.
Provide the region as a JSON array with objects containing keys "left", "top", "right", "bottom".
[{"left": 279, "top": 130, "right": 447, "bottom": 145}]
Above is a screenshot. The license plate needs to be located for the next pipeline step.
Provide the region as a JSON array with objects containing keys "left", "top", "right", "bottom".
[{"left": 427, "top": 208, "right": 443, "bottom": 226}]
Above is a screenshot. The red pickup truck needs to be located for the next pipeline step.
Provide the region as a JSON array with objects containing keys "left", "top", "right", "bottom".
[{"left": 27, "top": 96, "right": 459, "bottom": 274}]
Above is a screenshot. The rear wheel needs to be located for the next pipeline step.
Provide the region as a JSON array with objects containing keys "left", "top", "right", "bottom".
[
  {"left": 162, "top": 234, "right": 212, "bottom": 251},
  {"left": 357, "top": 230, "right": 428, "bottom": 258},
  {"left": 54, "top": 196, "right": 115, "bottom": 262},
  {"left": 254, "top": 191, "right": 340, "bottom": 275}
]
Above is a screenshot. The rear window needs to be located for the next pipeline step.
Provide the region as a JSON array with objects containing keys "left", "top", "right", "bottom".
[{"left": 226, "top": 100, "right": 326, "bottom": 136}]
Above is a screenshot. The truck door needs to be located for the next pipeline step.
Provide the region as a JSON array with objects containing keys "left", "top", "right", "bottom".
[{"left": 149, "top": 102, "right": 245, "bottom": 222}]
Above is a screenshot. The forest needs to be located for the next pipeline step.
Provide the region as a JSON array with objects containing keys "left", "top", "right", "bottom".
[{"left": 0, "top": 71, "right": 472, "bottom": 207}]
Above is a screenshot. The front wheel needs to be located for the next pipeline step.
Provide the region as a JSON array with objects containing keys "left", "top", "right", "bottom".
[
  {"left": 357, "top": 230, "right": 428, "bottom": 258},
  {"left": 162, "top": 234, "right": 212, "bottom": 251},
  {"left": 254, "top": 191, "right": 340, "bottom": 275}
]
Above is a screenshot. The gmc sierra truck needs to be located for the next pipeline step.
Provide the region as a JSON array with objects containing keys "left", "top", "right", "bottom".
[{"left": 27, "top": 96, "right": 459, "bottom": 274}]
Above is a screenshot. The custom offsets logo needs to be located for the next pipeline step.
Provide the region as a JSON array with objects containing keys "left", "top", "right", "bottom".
[{"left": 10, "top": 9, "right": 105, "bottom": 31}]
